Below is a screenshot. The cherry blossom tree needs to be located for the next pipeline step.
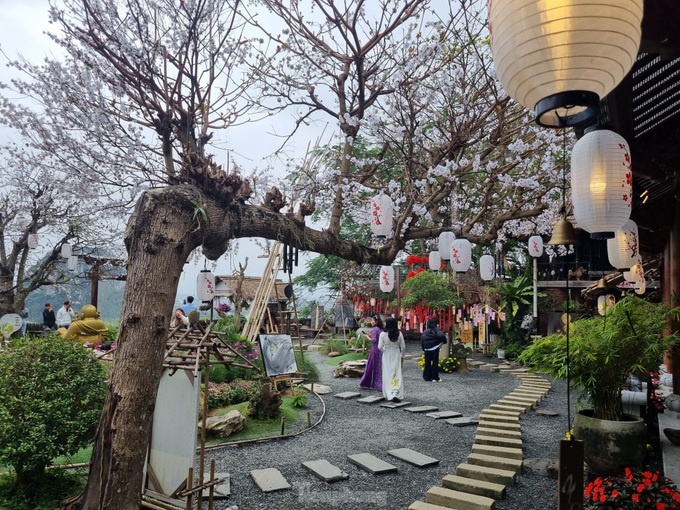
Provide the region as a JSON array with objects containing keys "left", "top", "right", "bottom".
[{"left": 0, "top": 0, "right": 569, "bottom": 508}]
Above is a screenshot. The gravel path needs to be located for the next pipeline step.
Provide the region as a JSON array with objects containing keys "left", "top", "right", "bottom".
[{"left": 204, "top": 341, "right": 573, "bottom": 510}]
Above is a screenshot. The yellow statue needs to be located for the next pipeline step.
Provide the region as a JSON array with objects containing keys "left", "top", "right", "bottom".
[{"left": 59, "top": 304, "right": 108, "bottom": 346}]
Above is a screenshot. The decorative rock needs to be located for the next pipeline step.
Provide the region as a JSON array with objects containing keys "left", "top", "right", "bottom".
[
  {"left": 333, "top": 360, "right": 367, "bottom": 378},
  {"left": 327, "top": 351, "right": 342, "bottom": 357},
  {"left": 199, "top": 410, "right": 245, "bottom": 438},
  {"left": 303, "top": 383, "right": 332, "bottom": 394},
  {"left": 536, "top": 409, "right": 559, "bottom": 417}
]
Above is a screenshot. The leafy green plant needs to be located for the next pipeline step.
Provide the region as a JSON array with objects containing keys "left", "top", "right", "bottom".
[
  {"left": 519, "top": 295, "right": 680, "bottom": 421},
  {"left": 320, "top": 338, "right": 349, "bottom": 355},
  {"left": 294, "top": 351, "right": 319, "bottom": 382},
  {"left": 0, "top": 468, "right": 86, "bottom": 510},
  {"left": 290, "top": 387, "right": 308, "bottom": 408},
  {"left": 0, "top": 335, "right": 107, "bottom": 489},
  {"left": 449, "top": 342, "right": 473, "bottom": 360}
]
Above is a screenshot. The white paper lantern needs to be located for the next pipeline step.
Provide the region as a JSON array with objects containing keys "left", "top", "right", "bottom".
[
  {"left": 488, "top": 0, "right": 643, "bottom": 127},
  {"left": 27, "top": 234, "right": 39, "bottom": 249},
  {"left": 370, "top": 194, "right": 393, "bottom": 238},
  {"left": 196, "top": 270, "right": 215, "bottom": 302},
  {"left": 379, "top": 266, "right": 395, "bottom": 293},
  {"left": 438, "top": 231, "right": 455, "bottom": 261},
  {"left": 622, "top": 270, "right": 635, "bottom": 283},
  {"left": 450, "top": 238, "right": 472, "bottom": 273},
  {"left": 527, "top": 236, "right": 544, "bottom": 258},
  {"left": 571, "top": 129, "right": 633, "bottom": 239},
  {"left": 67, "top": 255, "right": 78, "bottom": 272},
  {"left": 607, "top": 219, "right": 639, "bottom": 269},
  {"left": 61, "top": 243, "right": 72, "bottom": 259},
  {"left": 631, "top": 261, "right": 645, "bottom": 295},
  {"left": 428, "top": 251, "right": 441, "bottom": 272},
  {"left": 479, "top": 254, "right": 496, "bottom": 281},
  {"left": 597, "top": 294, "right": 616, "bottom": 316}
]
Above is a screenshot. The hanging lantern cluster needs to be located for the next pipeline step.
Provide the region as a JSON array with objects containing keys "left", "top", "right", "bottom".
[
  {"left": 438, "top": 231, "right": 455, "bottom": 261},
  {"left": 571, "top": 128, "right": 633, "bottom": 239},
  {"left": 527, "top": 236, "right": 543, "bottom": 258},
  {"left": 488, "top": 0, "right": 643, "bottom": 127},
  {"left": 370, "top": 193, "right": 394, "bottom": 239},
  {"left": 607, "top": 219, "right": 639, "bottom": 270},
  {"left": 450, "top": 238, "right": 472, "bottom": 272},
  {"left": 479, "top": 254, "right": 495, "bottom": 282},
  {"left": 196, "top": 270, "right": 215, "bottom": 302},
  {"left": 428, "top": 251, "right": 441, "bottom": 272},
  {"left": 379, "top": 266, "right": 395, "bottom": 293}
]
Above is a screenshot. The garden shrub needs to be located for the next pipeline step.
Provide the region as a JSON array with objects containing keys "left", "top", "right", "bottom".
[
  {"left": 0, "top": 334, "right": 107, "bottom": 489},
  {"left": 207, "top": 380, "right": 263, "bottom": 409},
  {"left": 290, "top": 387, "right": 308, "bottom": 409},
  {"left": 320, "top": 338, "right": 349, "bottom": 355},
  {"left": 295, "top": 351, "right": 319, "bottom": 383},
  {"left": 248, "top": 384, "right": 282, "bottom": 420}
]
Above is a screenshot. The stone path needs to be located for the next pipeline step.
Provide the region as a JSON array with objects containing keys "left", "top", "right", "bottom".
[{"left": 239, "top": 361, "right": 553, "bottom": 510}]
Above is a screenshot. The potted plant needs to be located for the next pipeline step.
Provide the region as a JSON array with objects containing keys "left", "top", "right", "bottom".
[{"left": 518, "top": 294, "right": 679, "bottom": 474}]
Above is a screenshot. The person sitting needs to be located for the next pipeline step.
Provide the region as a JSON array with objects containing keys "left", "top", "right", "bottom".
[
  {"left": 59, "top": 305, "right": 108, "bottom": 347},
  {"left": 170, "top": 308, "right": 190, "bottom": 328}
]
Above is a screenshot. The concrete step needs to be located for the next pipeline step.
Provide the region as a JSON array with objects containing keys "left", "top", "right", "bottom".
[
  {"left": 356, "top": 395, "right": 385, "bottom": 404},
  {"left": 426, "top": 485, "right": 496, "bottom": 510},
  {"left": 471, "top": 443, "right": 523, "bottom": 460},
  {"left": 334, "top": 391, "right": 362, "bottom": 399},
  {"left": 445, "top": 416, "right": 479, "bottom": 427},
  {"left": 467, "top": 452, "right": 523, "bottom": 473},
  {"left": 476, "top": 426, "right": 522, "bottom": 439},
  {"left": 500, "top": 395, "right": 537, "bottom": 406},
  {"left": 347, "top": 453, "right": 397, "bottom": 474},
  {"left": 301, "top": 459, "right": 349, "bottom": 482},
  {"left": 475, "top": 434, "right": 523, "bottom": 449},
  {"left": 456, "top": 462, "right": 517, "bottom": 486},
  {"left": 476, "top": 419, "right": 520, "bottom": 431},
  {"left": 468, "top": 361, "right": 487, "bottom": 368},
  {"left": 408, "top": 501, "right": 453, "bottom": 510},
  {"left": 405, "top": 405, "right": 440, "bottom": 413},
  {"left": 488, "top": 403, "right": 525, "bottom": 415},
  {"left": 511, "top": 388, "right": 547, "bottom": 399},
  {"left": 478, "top": 413, "right": 520, "bottom": 424},
  {"left": 480, "top": 408, "right": 521, "bottom": 417},
  {"left": 496, "top": 399, "right": 533, "bottom": 411},
  {"left": 387, "top": 448, "right": 440, "bottom": 468},
  {"left": 426, "top": 410, "right": 463, "bottom": 419},
  {"left": 442, "top": 473, "right": 506, "bottom": 500},
  {"left": 379, "top": 400, "right": 413, "bottom": 409},
  {"left": 249, "top": 467, "right": 292, "bottom": 493}
]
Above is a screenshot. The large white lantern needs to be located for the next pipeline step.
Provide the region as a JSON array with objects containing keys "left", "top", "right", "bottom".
[
  {"left": 27, "top": 234, "right": 39, "bottom": 249},
  {"left": 196, "top": 270, "right": 215, "bottom": 302},
  {"left": 631, "top": 261, "right": 645, "bottom": 295},
  {"left": 428, "top": 251, "right": 441, "bottom": 272},
  {"left": 488, "top": 0, "right": 643, "bottom": 127},
  {"left": 597, "top": 294, "right": 616, "bottom": 316},
  {"left": 450, "top": 239, "right": 472, "bottom": 273},
  {"left": 379, "top": 266, "right": 395, "bottom": 293},
  {"left": 67, "top": 255, "right": 78, "bottom": 272},
  {"left": 527, "top": 236, "right": 543, "bottom": 258},
  {"left": 438, "top": 231, "right": 455, "bottom": 261},
  {"left": 607, "top": 219, "right": 639, "bottom": 269},
  {"left": 479, "top": 254, "right": 496, "bottom": 282},
  {"left": 61, "top": 243, "right": 72, "bottom": 259},
  {"left": 370, "top": 194, "right": 393, "bottom": 238},
  {"left": 571, "top": 129, "right": 633, "bottom": 239}
]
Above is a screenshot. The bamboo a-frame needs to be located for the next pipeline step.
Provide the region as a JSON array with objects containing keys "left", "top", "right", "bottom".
[{"left": 241, "top": 241, "right": 282, "bottom": 343}]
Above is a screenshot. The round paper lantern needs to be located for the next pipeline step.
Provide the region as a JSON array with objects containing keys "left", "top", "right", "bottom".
[
  {"left": 527, "top": 235, "right": 543, "bottom": 258},
  {"left": 631, "top": 261, "right": 645, "bottom": 295},
  {"left": 607, "top": 219, "right": 639, "bottom": 269},
  {"left": 450, "top": 238, "right": 472, "bottom": 272},
  {"left": 479, "top": 254, "right": 495, "bottom": 281},
  {"left": 379, "top": 266, "right": 395, "bottom": 293},
  {"left": 27, "top": 234, "right": 39, "bottom": 249},
  {"left": 370, "top": 194, "right": 393, "bottom": 238},
  {"left": 488, "top": 0, "right": 643, "bottom": 127},
  {"left": 438, "top": 231, "right": 455, "bottom": 261},
  {"left": 571, "top": 129, "right": 633, "bottom": 239},
  {"left": 428, "top": 251, "right": 441, "bottom": 272},
  {"left": 196, "top": 270, "right": 215, "bottom": 302},
  {"left": 67, "top": 255, "right": 78, "bottom": 272},
  {"left": 61, "top": 243, "right": 72, "bottom": 259},
  {"left": 597, "top": 294, "right": 616, "bottom": 316}
]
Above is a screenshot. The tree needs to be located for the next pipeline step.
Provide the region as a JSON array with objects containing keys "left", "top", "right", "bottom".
[{"left": 0, "top": 1, "right": 569, "bottom": 507}]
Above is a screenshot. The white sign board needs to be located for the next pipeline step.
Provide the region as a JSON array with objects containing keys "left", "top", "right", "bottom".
[{"left": 0, "top": 314, "right": 22, "bottom": 339}]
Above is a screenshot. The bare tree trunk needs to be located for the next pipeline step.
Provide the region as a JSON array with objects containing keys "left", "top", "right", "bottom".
[{"left": 62, "top": 189, "right": 199, "bottom": 510}]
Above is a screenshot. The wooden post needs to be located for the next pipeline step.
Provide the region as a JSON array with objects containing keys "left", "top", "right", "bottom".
[{"left": 557, "top": 439, "right": 584, "bottom": 510}]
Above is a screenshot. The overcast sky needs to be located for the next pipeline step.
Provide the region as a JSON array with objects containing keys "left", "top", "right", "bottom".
[{"left": 0, "top": 0, "right": 333, "bottom": 305}]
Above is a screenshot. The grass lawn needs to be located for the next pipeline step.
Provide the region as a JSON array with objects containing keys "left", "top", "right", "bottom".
[
  {"left": 205, "top": 396, "right": 309, "bottom": 445},
  {"left": 324, "top": 352, "right": 367, "bottom": 366}
]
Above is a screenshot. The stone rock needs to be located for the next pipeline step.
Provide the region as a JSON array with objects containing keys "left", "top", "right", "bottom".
[
  {"left": 199, "top": 410, "right": 245, "bottom": 438},
  {"left": 333, "top": 360, "right": 367, "bottom": 378},
  {"left": 327, "top": 351, "right": 342, "bottom": 357}
]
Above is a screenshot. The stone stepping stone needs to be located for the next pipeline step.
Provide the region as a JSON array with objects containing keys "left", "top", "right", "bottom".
[
  {"left": 426, "top": 410, "right": 462, "bottom": 419},
  {"left": 380, "top": 400, "right": 413, "bottom": 409},
  {"left": 445, "top": 417, "right": 479, "bottom": 427},
  {"left": 387, "top": 448, "right": 440, "bottom": 468},
  {"left": 301, "top": 459, "right": 349, "bottom": 482},
  {"left": 303, "top": 383, "right": 331, "bottom": 394},
  {"left": 249, "top": 468, "right": 291, "bottom": 492},
  {"left": 347, "top": 453, "right": 398, "bottom": 474},
  {"left": 357, "top": 395, "right": 385, "bottom": 404},
  {"left": 334, "top": 391, "right": 362, "bottom": 400},
  {"left": 536, "top": 409, "right": 559, "bottom": 417},
  {"left": 404, "top": 405, "right": 439, "bottom": 413}
]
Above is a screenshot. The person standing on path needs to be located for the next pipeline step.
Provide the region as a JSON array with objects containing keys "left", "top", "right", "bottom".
[
  {"left": 421, "top": 316, "right": 447, "bottom": 382},
  {"left": 56, "top": 300, "right": 75, "bottom": 329},
  {"left": 379, "top": 317, "right": 405, "bottom": 402},
  {"left": 359, "top": 314, "right": 384, "bottom": 391}
]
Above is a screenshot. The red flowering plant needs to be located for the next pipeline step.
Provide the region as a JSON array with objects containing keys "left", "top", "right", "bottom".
[{"left": 584, "top": 468, "right": 680, "bottom": 509}]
